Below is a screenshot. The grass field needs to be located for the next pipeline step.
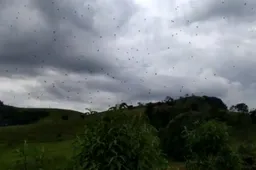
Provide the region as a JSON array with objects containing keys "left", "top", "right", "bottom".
[
  {"left": 0, "top": 140, "right": 73, "bottom": 170},
  {"left": 0, "top": 107, "right": 186, "bottom": 169},
  {"left": 0, "top": 107, "right": 86, "bottom": 169}
]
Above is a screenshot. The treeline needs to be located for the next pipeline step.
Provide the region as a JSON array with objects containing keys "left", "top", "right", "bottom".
[{"left": 144, "top": 94, "right": 256, "bottom": 169}]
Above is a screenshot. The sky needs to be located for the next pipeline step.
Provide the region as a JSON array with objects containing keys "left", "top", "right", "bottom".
[{"left": 0, "top": 0, "right": 256, "bottom": 112}]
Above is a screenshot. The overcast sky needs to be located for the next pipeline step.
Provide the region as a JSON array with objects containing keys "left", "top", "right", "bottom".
[{"left": 0, "top": 0, "right": 256, "bottom": 112}]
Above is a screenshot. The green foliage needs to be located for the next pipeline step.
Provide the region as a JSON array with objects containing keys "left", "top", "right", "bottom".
[
  {"left": 202, "top": 96, "right": 228, "bottom": 111},
  {"left": 145, "top": 103, "right": 175, "bottom": 130},
  {"left": 238, "top": 143, "right": 256, "bottom": 170},
  {"left": 174, "top": 95, "right": 227, "bottom": 113},
  {"left": 230, "top": 103, "right": 249, "bottom": 113},
  {"left": 159, "top": 111, "right": 206, "bottom": 161},
  {"left": 184, "top": 120, "right": 242, "bottom": 170},
  {"left": 11, "top": 140, "right": 48, "bottom": 170},
  {"left": 1, "top": 95, "right": 256, "bottom": 169},
  {"left": 15, "top": 140, "right": 29, "bottom": 170},
  {"left": 207, "top": 110, "right": 229, "bottom": 122},
  {"left": 71, "top": 112, "right": 168, "bottom": 170},
  {"left": 8, "top": 140, "right": 74, "bottom": 170},
  {"left": 250, "top": 109, "right": 256, "bottom": 124},
  {"left": 185, "top": 120, "right": 230, "bottom": 156}
]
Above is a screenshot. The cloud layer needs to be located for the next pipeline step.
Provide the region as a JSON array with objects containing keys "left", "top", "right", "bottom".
[{"left": 0, "top": 0, "right": 256, "bottom": 112}]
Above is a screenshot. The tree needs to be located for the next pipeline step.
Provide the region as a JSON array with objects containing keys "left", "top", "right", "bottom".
[
  {"left": 250, "top": 109, "right": 256, "bottom": 124},
  {"left": 107, "top": 103, "right": 128, "bottom": 111},
  {"left": 203, "top": 96, "right": 228, "bottom": 111},
  {"left": 120, "top": 102, "right": 128, "bottom": 109},
  {"left": 164, "top": 96, "right": 174, "bottom": 105},
  {"left": 145, "top": 104, "right": 172, "bottom": 130},
  {"left": 0, "top": 100, "right": 3, "bottom": 106},
  {"left": 231, "top": 103, "right": 249, "bottom": 113},
  {"left": 159, "top": 111, "right": 207, "bottom": 161},
  {"left": 184, "top": 120, "right": 242, "bottom": 170},
  {"left": 85, "top": 108, "right": 97, "bottom": 115}
]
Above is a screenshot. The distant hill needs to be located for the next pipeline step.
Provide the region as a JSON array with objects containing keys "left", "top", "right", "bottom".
[{"left": 0, "top": 104, "right": 83, "bottom": 127}]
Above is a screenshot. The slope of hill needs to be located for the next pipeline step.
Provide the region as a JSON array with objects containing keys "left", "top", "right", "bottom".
[
  {"left": 0, "top": 95, "right": 256, "bottom": 169},
  {"left": 0, "top": 105, "right": 145, "bottom": 169}
]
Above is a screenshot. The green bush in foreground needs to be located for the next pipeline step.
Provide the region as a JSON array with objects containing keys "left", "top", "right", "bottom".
[
  {"left": 184, "top": 120, "right": 242, "bottom": 170},
  {"left": 238, "top": 143, "right": 256, "bottom": 170},
  {"left": 71, "top": 113, "right": 168, "bottom": 170}
]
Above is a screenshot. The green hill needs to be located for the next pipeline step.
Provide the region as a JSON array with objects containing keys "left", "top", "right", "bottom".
[
  {"left": 0, "top": 104, "right": 145, "bottom": 169},
  {"left": 0, "top": 95, "right": 256, "bottom": 169}
]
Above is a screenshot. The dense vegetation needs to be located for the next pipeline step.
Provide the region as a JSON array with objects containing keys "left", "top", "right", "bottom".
[{"left": 1, "top": 94, "right": 256, "bottom": 169}]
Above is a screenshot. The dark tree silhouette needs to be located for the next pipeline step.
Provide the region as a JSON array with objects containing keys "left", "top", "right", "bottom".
[
  {"left": 231, "top": 103, "right": 249, "bottom": 113},
  {"left": 250, "top": 109, "right": 256, "bottom": 124},
  {"left": 203, "top": 96, "right": 228, "bottom": 111},
  {"left": 0, "top": 100, "right": 3, "bottom": 107},
  {"left": 120, "top": 102, "right": 128, "bottom": 109}
]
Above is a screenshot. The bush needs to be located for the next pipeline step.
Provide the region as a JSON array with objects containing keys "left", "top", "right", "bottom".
[
  {"left": 208, "top": 110, "right": 229, "bottom": 122},
  {"left": 145, "top": 104, "right": 172, "bottom": 130},
  {"left": 71, "top": 113, "right": 168, "bottom": 170},
  {"left": 238, "top": 143, "right": 256, "bottom": 170},
  {"left": 159, "top": 111, "right": 206, "bottom": 161},
  {"left": 184, "top": 120, "right": 242, "bottom": 170}
]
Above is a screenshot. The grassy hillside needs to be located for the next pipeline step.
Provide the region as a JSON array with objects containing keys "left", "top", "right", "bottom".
[
  {"left": 0, "top": 105, "right": 147, "bottom": 169},
  {"left": 0, "top": 107, "right": 144, "bottom": 145},
  {"left": 1, "top": 95, "right": 256, "bottom": 169}
]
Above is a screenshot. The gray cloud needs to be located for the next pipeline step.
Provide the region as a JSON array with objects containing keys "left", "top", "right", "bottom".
[
  {"left": 0, "top": 0, "right": 256, "bottom": 112},
  {"left": 186, "top": 0, "right": 256, "bottom": 24},
  {"left": 0, "top": 0, "right": 138, "bottom": 78}
]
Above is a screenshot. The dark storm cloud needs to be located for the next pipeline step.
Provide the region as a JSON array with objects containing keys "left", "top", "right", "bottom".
[
  {"left": 125, "top": 75, "right": 230, "bottom": 103},
  {"left": 35, "top": 72, "right": 144, "bottom": 102},
  {"left": 1, "top": 0, "right": 256, "bottom": 111},
  {"left": 0, "top": 29, "right": 115, "bottom": 77},
  {"left": 0, "top": 0, "right": 138, "bottom": 78},
  {"left": 31, "top": 0, "right": 97, "bottom": 33}
]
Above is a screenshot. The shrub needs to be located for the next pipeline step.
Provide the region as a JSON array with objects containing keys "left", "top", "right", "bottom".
[
  {"left": 184, "top": 120, "right": 242, "bottom": 170},
  {"left": 145, "top": 104, "right": 171, "bottom": 130},
  {"left": 208, "top": 110, "right": 229, "bottom": 122},
  {"left": 238, "top": 143, "right": 256, "bottom": 170},
  {"left": 71, "top": 113, "right": 168, "bottom": 170},
  {"left": 159, "top": 111, "right": 206, "bottom": 161}
]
